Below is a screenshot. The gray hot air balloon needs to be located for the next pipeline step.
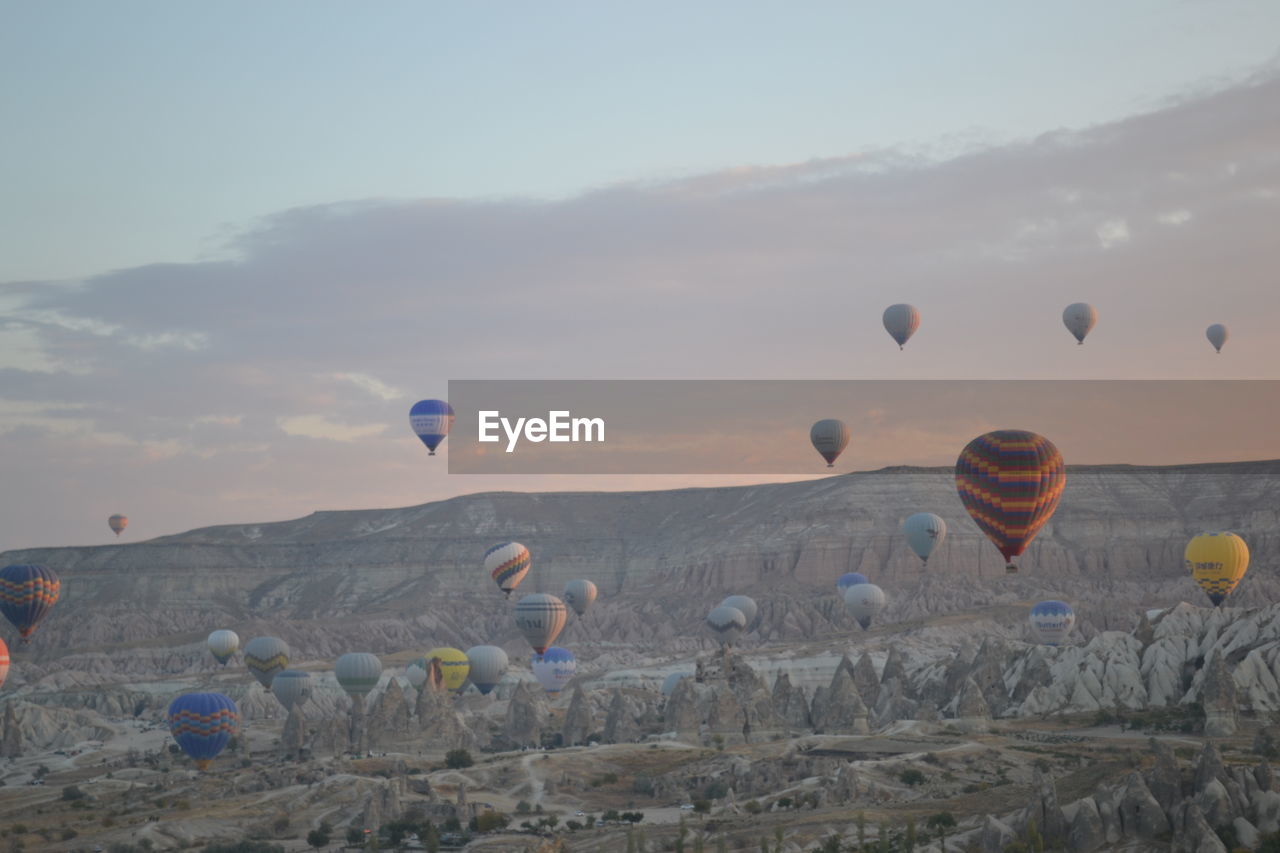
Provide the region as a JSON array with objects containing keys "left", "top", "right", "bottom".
[
  {"left": 207, "top": 629, "right": 239, "bottom": 666},
  {"left": 706, "top": 605, "right": 746, "bottom": 647},
  {"left": 513, "top": 593, "right": 568, "bottom": 655},
  {"left": 1206, "top": 323, "right": 1229, "bottom": 353},
  {"left": 334, "top": 653, "right": 383, "bottom": 697},
  {"left": 1062, "top": 303, "right": 1097, "bottom": 345},
  {"left": 464, "top": 645, "right": 509, "bottom": 695},
  {"left": 563, "top": 579, "right": 598, "bottom": 617},
  {"left": 882, "top": 303, "right": 921, "bottom": 350},
  {"left": 243, "top": 637, "right": 290, "bottom": 689},
  {"left": 844, "top": 583, "right": 886, "bottom": 630},
  {"left": 903, "top": 513, "right": 947, "bottom": 565},
  {"left": 661, "top": 671, "right": 691, "bottom": 696},
  {"left": 270, "top": 670, "right": 313, "bottom": 712},
  {"left": 719, "top": 595, "right": 758, "bottom": 628},
  {"left": 810, "top": 419, "right": 851, "bottom": 468}
]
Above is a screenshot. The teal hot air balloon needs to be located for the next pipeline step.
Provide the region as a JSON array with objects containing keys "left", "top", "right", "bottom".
[
  {"left": 168, "top": 692, "right": 238, "bottom": 771},
  {"left": 903, "top": 513, "right": 947, "bottom": 565},
  {"left": 0, "top": 564, "right": 61, "bottom": 644},
  {"left": 465, "top": 645, "right": 509, "bottom": 695},
  {"left": 335, "top": 653, "right": 383, "bottom": 697},
  {"left": 271, "top": 670, "right": 314, "bottom": 712}
]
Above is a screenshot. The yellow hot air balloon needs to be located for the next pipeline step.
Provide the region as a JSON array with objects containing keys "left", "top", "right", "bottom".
[
  {"left": 1185, "top": 532, "right": 1249, "bottom": 606},
  {"left": 424, "top": 647, "right": 470, "bottom": 692}
]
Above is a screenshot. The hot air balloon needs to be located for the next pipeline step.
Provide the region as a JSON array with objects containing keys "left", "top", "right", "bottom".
[
  {"left": 563, "top": 579, "right": 598, "bottom": 617},
  {"left": 412, "top": 647, "right": 470, "bottom": 691},
  {"left": 531, "top": 647, "right": 577, "bottom": 695},
  {"left": 465, "top": 645, "right": 509, "bottom": 695},
  {"left": 108, "top": 514, "right": 128, "bottom": 536},
  {"left": 243, "top": 637, "right": 290, "bottom": 689},
  {"left": 1029, "top": 601, "right": 1076, "bottom": 646},
  {"left": 0, "top": 638, "right": 9, "bottom": 691},
  {"left": 0, "top": 564, "right": 60, "bottom": 643},
  {"left": 1206, "top": 324, "right": 1229, "bottom": 353},
  {"left": 955, "top": 430, "right": 1065, "bottom": 574},
  {"left": 836, "top": 572, "right": 869, "bottom": 595},
  {"left": 270, "top": 670, "right": 313, "bottom": 712},
  {"left": 810, "top": 419, "right": 851, "bottom": 468},
  {"left": 1186, "top": 532, "right": 1250, "bottom": 606},
  {"left": 719, "top": 595, "right": 758, "bottom": 628},
  {"left": 883, "top": 304, "right": 921, "bottom": 350},
  {"left": 207, "top": 630, "right": 239, "bottom": 666},
  {"left": 844, "top": 583, "right": 886, "bottom": 630},
  {"left": 485, "top": 542, "right": 531, "bottom": 598},
  {"left": 514, "top": 593, "right": 568, "bottom": 655},
  {"left": 706, "top": 605, "right": 746, "bottom": 647},
  {"left": 168, "top": 693, "right": 238, "bottom": 771},
  {"left": 335, "top": 653, "right": 383, "bottom": 697},
  {"left": 661, "top": 671, "right": 690, "bottom": 697},
  {"left": 903, "top": 513, "right": 947, "bottom": 565},
  {"left": 1062, "top": 303, "right": 1098, "bottom": 345},
  {"left": 409, "top": 399, "right": 455, "bottom": 455}
]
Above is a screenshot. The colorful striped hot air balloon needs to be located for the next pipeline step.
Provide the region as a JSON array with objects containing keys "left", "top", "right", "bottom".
[
  {"left": 168, "top": 693, "right": 238, "bottom": 771},
  {"left": 513, "top": 593, "right": 568, "bottom": 655},
  {"left": 409, "top": 399, "right": 455, "bottom": 455},
  {"left": 0, "top": 564, "right": 61, "bottom": 643},
  {"left": 243, "top": 637, "right": 290, "bottom": 689},
  {"left": 1186, "top": 532, "right": 1250, "bottom": 606},
  {"left": 955, "top": 430, "right": 1065, "bottom": 574},
  {"left": 0, "top": 637, "right": 9, "bottom": 690},
  {"left": 108, "top": 514, "right": 128, "bottom": 536},
  {"left": 485, "top": 542, "right": 531, "bottom": 598}
]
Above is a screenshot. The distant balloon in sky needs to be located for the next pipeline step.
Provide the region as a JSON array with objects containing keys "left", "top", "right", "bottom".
[
  {"left": 955, "top": 430, "right": 1065, "bottom": 574},
  {"left": 837, "top": 572, "right": 869, "bottom": 595},
  {"left": 810, "top": 419, "right": 851, "bottom": 468},
  {"left": 207, "top": 629, "right": 239, "bottom": 666},
  {"left": 883, "top": 304, "right": 921, "bottom": 350},
  {"left": 465, "top": 645, "right": 509, "bottom": 695},
  {"left": 903, "top": 513, "right": 947, "bottom": 565},
  {"left": 243, "top": 636, "right": 290, "bottom": 689},
  {"left": 168, "top": 693, "right": 238, "bottom": 771},
  {"left": 0, "top": 564, "right": 60, "bottom": 643},
  {"left": 271, "top": 670, "right": 313, "bottom": 712},
  {"left": 706, "top": 605, "right": 746, "bottom": 647},
  {"left": 513, "top": 593, "right": 568, "bottom": 654},
  {"left": 1186, "top": 532, "right": 1249, "bottom": 606},
  {"left": 531, "top": 647, "right": 577, "bottom": 695},
  {"left": 335, "top": 652, "right": 383, "bottom": 697},
  {"left": 563, "top": 579, "right": 598, "bottom": 617},
  {"left": 719, "top": 595, "right": 758, "bottom": 628},
  {"left": 844, "top": 583, "right": 886, "bottom": 630},
  {"left": 485, "top": 542, "right": 531, "bottom": 598},
  {"left": 409, "top": 399, "right": 455, "bottom": 455},
  {"left": 0, "top": 638, "right": 9, "bottom": 691},
  {"left": 1062, "top": 303, "right": 1098, "bottom": 345},
  {"left": 108, "top": 514, "right": 128, "bottom": 536},
  {"left": 1029, "top": 601, "right": 1076, "bottom": 646},
  {"left": 1206, "top": 323, "right": 1229, "bottom": 353}
]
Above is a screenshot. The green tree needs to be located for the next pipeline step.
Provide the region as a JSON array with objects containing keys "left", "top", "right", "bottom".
[
  {"left": 693, "top": 799, "right": 711, "bottom": 815},
  {"left": 927, "top": 812, "right": 957, "bottom": 852},
  {"left": 774, "top": 825, "right": 785, "bottom": 853},
  {"left": 306, "top": 826, "right": 330, "bottom": 850},
  {"left": 899, "top": 768, "right": 926, "bottom": 786},
  {"left": 878, "top": 821, "right": 890, "bottom": 853},
  {"left": 444, "top": 749, "right": 473, "bottom": 769},
  {"left": 346, "top": 827, "right": 364, "bottom": 847},
  {"left": 906, "top": 818, "right": 917, "bottom": 853}
]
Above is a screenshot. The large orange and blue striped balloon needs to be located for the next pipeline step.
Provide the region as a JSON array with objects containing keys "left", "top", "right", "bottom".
[
  {"left": 0, "top": 564, "right": 61, "bottom": 643},
  {"left": 168, "top": 692, "right": 238, "bottom": 771},
  {"left": 955, "top": 430, "right": 1065, "bottom": 574}
]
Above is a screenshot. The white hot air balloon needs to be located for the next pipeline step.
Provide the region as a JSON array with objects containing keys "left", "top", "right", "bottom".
[
  {"left": 243, "top": 637, "right": 290, "bottom": 689},
  {"left": 207, "top": 629, "right": 239, "bottom": 666},
  {"left": 513, "top": 593, "right": 568, "bottom": 655},
  {"left": 883, "top": 304, "right": 921, "bottom": 350},
  {"left": 706, "top": 605, "right": 746, "bottom": 647},
  {"left": 465, "top": 645, "right": 509, "bottom": 695},
  {"left": 902, "top": 513, "right": 947, "bottom": 565},
  {"left": 719, "top": 595, "right": 757, "bottom": 628},
  {"left": 335, "top": 653, "right": 383, "bottom": 698},
  {"left": 1206, "top": 323, "right": 1229, "bottom": 353},
  {"left": 563, "top": 579, "right": 598, "bottom": 617},
  {"left": 1062, "top": 303, "right": 1098, "bottom": 345},
  {"left": 844, "top": 583, "right": 886, "bottom": 630},
  {"left": 530, "top": 647, "right": 577, "bottom": 695},
  {"left": 271, "top": 670, "right": 313, "bottom": 712},
  {"left": 810, "top": 419, "right": 851, "bottom": 468},
  {"left": 1029, "top": 601, "right": 1076, "bottom": 646}
]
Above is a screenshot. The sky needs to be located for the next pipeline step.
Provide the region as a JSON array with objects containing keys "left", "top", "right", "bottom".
[{"left": 2, "top": 3, "right": 1279, "bottom": 548}]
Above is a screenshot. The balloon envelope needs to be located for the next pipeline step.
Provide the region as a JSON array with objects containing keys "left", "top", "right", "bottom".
[
  {"left": 0, "top": 564, "right": 60, "bottom": 642},
  {"left": 531, "top": 647, "right": 577, "bottom": 695},
  {"left": 955, "top": 430, "right": 1065, "bottom": 573},
  {"left": 836, "top": 572, "right": 869, "bottom": 595},
  {"left": 168, "top": 692, "right": 238, "bottom": 771},
  {"left": 719, "top": 595, "right": 757, "bottom": 627},
  {"left": 1186, "top": 532, "right": 1249, "bottom": 606},
  {"left": 706, "top": 605, "right": 746, "bottom": 647},
  {"left": 410, "top": 647, "right": 470, "bottom": 691},
  {"left": 409, "top": 399, "right": 455, "bottom": 454},
  {"left": 903, "top": 513, "right": 947, "bottom": 564},
  {"left": 514, "top": 594, "right": 568, "bottom": 655},
  {"left": 108, "top": 514, "right": 128, "bottom": 536},
  {"left": 0, "top": 637, "right": 9, "bottom": 691},
  {"left": 1206, "top": 323, "right": 1229, "bottom": 353},
  {"left": 844, "top": 583, "right": 886, "bottom": 630},
  {"left": 335, "top": 652, "right": 383, "bottom": 697},
  {"left": 485, "top": 542, "right": 531, "bottom": 597},
  {"left": 1029, "top": 601, "right": 1076, "bottom": 646},
  {"left": 207, "top": 630, "right": 239, "bottom": 665},
  {"left": 465, "top": 645, "right": 509, "bottom": 695},
  {"left": 810, "top": 419, "right": 851, "bottom": 467},
  {"left": 1062, "top": 303, "right": 1098, "bottom": 344},
  {"left": 243, "top": 637, "right": 290, "bottom": 689},
  {"left": 271, "top": 670, "right": 313, "bottom": 711},
  {"left": 882, "top": 303, "right": 921, "bottom": 349},
  {"left": 563, "top": 579, "right": 598, "bottom": 617}
]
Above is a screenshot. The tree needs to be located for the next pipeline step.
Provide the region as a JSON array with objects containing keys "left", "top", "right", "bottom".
[
  {"left": 818, "top": 835, "right": 841, "bottom": 853},
  {"left": 693, "top": 799, "right": 711, "bottom": 815},
  {"left": 61, "top": 785, "right": 87, "bottom": 801},
  {"left": 346, "top": 827, "right": 364, "bottom": 847},
  {"left": 927, "top": 812, "right": 957, "bottom": 852},
  {"left": 857, "top": 811, "right": 868, "bottom": 851},
  {"left": 905, "top": 818, "right": 917, "bottom": 853},
  {"left": 444, "top": 749, "right": 473, "bottom": 769},
  {"left": 899, "top": 768, "right": 926, "bottom": 786},
  {"left": 306, "top": 827, "right": 330, "bottom": 850},
  {"left": 878, "top": 821, "right": 890, "bottom": 853}
]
